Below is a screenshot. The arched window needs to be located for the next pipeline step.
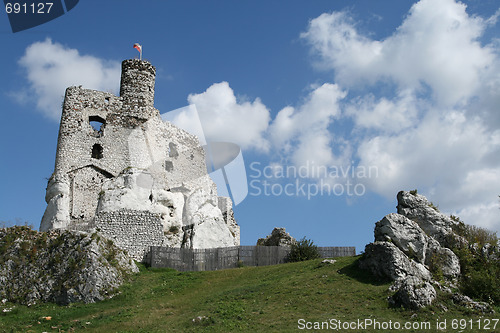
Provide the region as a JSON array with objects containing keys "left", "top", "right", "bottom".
[{"left": 91, "top": 144, "right": 103, "bottom": 159}]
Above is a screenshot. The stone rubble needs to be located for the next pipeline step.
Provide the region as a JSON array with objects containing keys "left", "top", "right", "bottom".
[{"left": 257, "top": 227, "right": 297, "bottom": 247}]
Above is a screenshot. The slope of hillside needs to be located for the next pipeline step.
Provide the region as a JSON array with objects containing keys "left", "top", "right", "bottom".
[{"left": 0, "top": 256, "right": 498, "bottom": 332}]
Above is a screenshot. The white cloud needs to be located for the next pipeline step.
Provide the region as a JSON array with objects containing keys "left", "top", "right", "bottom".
[
  {"left": 269, "top": 83, "right": 347, "bottom": 169},
  {"left": 458, "top": 201, "right": 500, "bottom": 232},
  {"left": 187, "top": 81, "right": 271, "bottom": 151},
  {"left": 302, "top": 0, "right": 496, "bottom": 106},
  {"left": 302, "top": 0, "right": 500, "bottom": 232},
  {"left": 18, "top": 38, "right": 120, "bottom": 120},
  {"left": 357, "top": 110, "right": 500, "bottom": 197},
  {"left": 346, "top": 89, "right": 420, "bottom": 134},
  {"left": 353, "top": 109, "right": 500, "bottom": 233}
]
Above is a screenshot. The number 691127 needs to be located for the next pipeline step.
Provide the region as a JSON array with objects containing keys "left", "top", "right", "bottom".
[{"left": 5, "top": 2, "right": 53, "bottom": 14}]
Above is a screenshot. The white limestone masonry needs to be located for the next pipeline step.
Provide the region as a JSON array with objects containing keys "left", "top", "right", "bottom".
[{"left": 40, "top": 59, "right": 240, "bottom": 261}]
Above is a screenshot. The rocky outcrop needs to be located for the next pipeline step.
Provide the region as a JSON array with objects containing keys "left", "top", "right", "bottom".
[
  {"left": 95, "top": 168, "right": 239, "bottom": 259},
  {"left": 374, "top": 213, "right": 460, "bottom": 279},
  {"left": 183, "top": 188, "right": 238, "bottom": 249},
  {"left": 359, "top": 191, "right": 478, "bottom": 310},
  {"left": 0, "top": 226, "right": 138, "bottom": 305},
  {"left": 359, "top": 241, "right": 432, "bottom": 282},
  {"left": 257, "top": 228, "right": 296, "bottom": 247},
  {"left": 396, "top": 191, "right": 463, "bottom": 248}
]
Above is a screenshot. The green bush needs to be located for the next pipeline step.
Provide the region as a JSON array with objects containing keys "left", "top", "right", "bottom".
[
  {"left": 455, "top": 244, "right": 500, "bottom": 304},
  {"left": 286, "top": 237, "right": 320, "bottom": 262},
  {"left": 460, "top": 264, "right": 500, "bottom": 304},
  {"left": 448, "top": 222, "right": 500, "bottom": 304}
]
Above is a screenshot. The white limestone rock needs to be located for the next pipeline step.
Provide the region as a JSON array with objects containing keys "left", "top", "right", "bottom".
[
  {"left": 98, "top": 169, "right": 154, "bottom": 213},
  {"left": 98, "top": 169, "right": 184, "bottom": 233},
  {"left": 0, "top": 227, "right": 138, "bottom": 305},
  {"left": 96, "top": 168, "right": 238, "bottom": 250},
  {"left": 40, "top": 179, "right": 71, "bottom": 232},
  {"left": 191, "top": 212, "right": 235, "bottom": 249},
  {"left": 360, "top": 190, "right": 499, "bottom": 310},
  {"left": 481, "top": 243, "right": 500, "bottom": 261},
  {"left": 218, "top": 196, "right": 240, "bottom": 247},
  {"left": 184, "top": 187, "right": 218, "bottom": 220},
  {"left": 374, "top": 213, "right": 460, "bottom": 278},
  {"left": 186, "top": 189, "right": 237, "bottom": 248},
  {"left": 452, "top": 293, "right": 494, "bottom": 313},
  {"left": 396, "top": 191, "right": 461, "bottom": 248},
  {"left": 429, "top": 247, "right": 461, "bottom": 278},
  {"left": 359, "top": 241, "right": 432, "bottom": 282},
  {"left": 322, "top": 259, "right": 337, "bottom": 265},
  {"left": 375, "top": 213, "right": 433, "bottom": 264},
  {"left": 389, "top": 276, "right": 437, "bottom": 310},
  {"left": 154, "top": 190, "right": 184, "bottom": 231}
]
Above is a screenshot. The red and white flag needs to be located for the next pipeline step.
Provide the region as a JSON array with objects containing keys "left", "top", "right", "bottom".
[{"left": 133, "top": 43, "right": 142, "bottom": 53}]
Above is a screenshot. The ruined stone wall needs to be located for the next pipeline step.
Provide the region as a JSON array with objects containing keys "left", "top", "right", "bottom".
[
  {"left": 54, "top": 87, "right": 128, "bottom": 178},
  {"left": 162, "top": 121, "right": 210, "bottom": 190},
  {"left": 41, "top": 58, "right": 240, "bottom": 253},
  {"left": 45, "top": 60, "right": 166, "bottom": 230},
  {"left": 42, "top": 87, "right": 130, "bottom": 230},
  {"left": 95, "top": 210, "right": 164, "bottom": 261},
  {"left": 69, "top": 166, "right": 109, "bottom": 224}
]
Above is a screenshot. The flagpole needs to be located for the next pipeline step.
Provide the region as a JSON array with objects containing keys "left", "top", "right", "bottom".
[{"left": 133, "top": 43, "right": 143, "bottom": 60}]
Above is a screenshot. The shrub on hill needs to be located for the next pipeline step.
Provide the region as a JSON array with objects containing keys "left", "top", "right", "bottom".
[
  {"left": 286, "top": 237, "right": 321, "bottom": 262},
  {"left": 448, "top": 216, "right": 500, "bottom": 304}
]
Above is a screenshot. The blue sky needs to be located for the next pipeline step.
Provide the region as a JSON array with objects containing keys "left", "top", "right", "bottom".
[{"left": 1, "top": 0, "right": 499, "bottom": 252}]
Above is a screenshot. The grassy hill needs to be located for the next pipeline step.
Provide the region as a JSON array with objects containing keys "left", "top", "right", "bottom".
[{"left": 1, "top": 256, "right": 498, "bottom": 332}]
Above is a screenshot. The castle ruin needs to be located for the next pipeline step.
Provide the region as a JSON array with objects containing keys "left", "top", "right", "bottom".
[{"left": 40, "top": 59, "right": 240, "bottom": 261}]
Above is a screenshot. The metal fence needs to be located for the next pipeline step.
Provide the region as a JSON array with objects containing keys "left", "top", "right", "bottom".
[{"left": 149, "top": 245, "right": 356, "bottom": 271}]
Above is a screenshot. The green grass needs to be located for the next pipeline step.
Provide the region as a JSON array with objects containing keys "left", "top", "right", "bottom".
[{"left": 0, "top": 256, "right": 498, "bottom": 332}]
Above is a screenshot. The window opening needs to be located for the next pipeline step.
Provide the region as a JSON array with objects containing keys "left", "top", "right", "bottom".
[
  {"left": 165, "top": 161, "right": 173, "bottom": 172},
  {"left": 92, "top": 144, "right": 103, "bottom": 159},
  {"left": 169, "top": 142, "right": 179, "bottom": 158},
  {"left": 89, "top": 115, "right": 106, "bottom": 137}
]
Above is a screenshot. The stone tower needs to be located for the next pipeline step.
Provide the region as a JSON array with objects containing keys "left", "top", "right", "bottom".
[
  {"left": 41, "top": 59, "right": 240, "bottom": 261},
  {"left": 119, "top": 59, "right": 157, "bottom": 119}
]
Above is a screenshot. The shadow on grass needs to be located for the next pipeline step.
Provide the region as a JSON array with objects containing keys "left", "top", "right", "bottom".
[{"left": 337, "top": 256, "right": 392, "bottom": 286}]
